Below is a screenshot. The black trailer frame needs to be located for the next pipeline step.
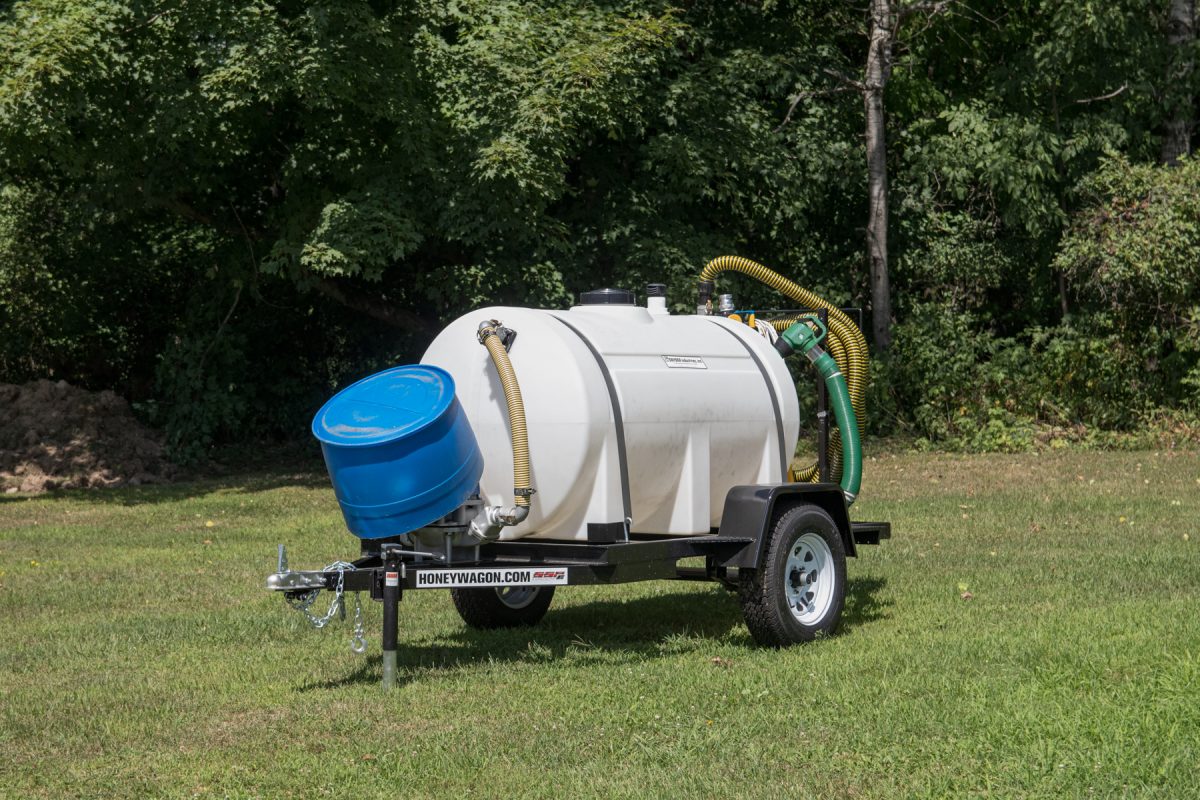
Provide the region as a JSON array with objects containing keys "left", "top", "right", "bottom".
[
  {"left": 280, "top": 478, "right": 889, "bottom": 594},
  {"left": 328, "top": 509, "right": 889, "bottom": 599},
  {"left": 270, "top": 482, "right": 889, "bottom": 687}
]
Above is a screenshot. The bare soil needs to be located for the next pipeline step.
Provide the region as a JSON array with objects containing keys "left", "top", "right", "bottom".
[{"left": 0, "top": 379, "right": 176, "bottom": 493}]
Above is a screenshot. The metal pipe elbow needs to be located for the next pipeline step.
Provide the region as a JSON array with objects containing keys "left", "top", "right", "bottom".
[
  {"left": 490, "top": 504, "right": 530, "bottom": 527},
  {"left": 468, "top": 503, "right": 531, "bottom": 543}
]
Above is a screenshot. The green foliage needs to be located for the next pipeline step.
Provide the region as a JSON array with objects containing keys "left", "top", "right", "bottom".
[
  {"left": 1, "top": 0, "right": 1198, "bottom": 453},
  {"left": 143, "top": 273, "right": 428, "bottom": 464},
  {"left": 1056, "top": 155, "right": 1200, "bottom": 318},
  {"left": 881, "top": 303, "right": 1028, "bottom": 450},
  {"left": 0, "top": 0, "right": 868, "bottom": 454},
  {"left": 0, "top": 184, "right": 189, "bottom": 389},
  {"left": 151, "top": 295, "right": 252, "bottom": 465},
  {"left": 893, "top": 209, "right": 1023, "bottom": 311},
  {"left": 1055, "top": 155, "right": 1200, "bottom": 410},
  {"left": 882, "top": 305, "right": 1185, "bottom": 451},
  {"left": 905, "top": 102, "right": 1066, "bottom": 237}
]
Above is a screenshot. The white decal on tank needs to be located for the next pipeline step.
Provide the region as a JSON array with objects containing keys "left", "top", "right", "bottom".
[{"left": 661, "top": 355, "right": 707, "bottom": 369}]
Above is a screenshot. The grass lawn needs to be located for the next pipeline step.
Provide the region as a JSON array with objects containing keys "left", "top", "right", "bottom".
[{"left": 1, "top": 448, "right": 1198, "bottom": 798}]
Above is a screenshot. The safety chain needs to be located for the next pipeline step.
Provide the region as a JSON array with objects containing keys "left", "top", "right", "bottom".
[
  {"left": 282, "top": 560, "right": 370, "bottom": 654},
  {"left": 350, "top": 593, "right": 367, "bottom": 654},
  {"left": 285, "top": 560, "right": 356, "bottom": 627}
]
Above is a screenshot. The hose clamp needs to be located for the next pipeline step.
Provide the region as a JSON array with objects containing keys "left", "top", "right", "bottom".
[
  {"left": 477, "top": 320, "right": 517, "bottom": 351},
  {"left": 477, "top": 319, "right": 501, "bottom": 344}
]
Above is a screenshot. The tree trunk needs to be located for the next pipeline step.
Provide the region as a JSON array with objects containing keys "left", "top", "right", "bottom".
[
  {"left": 1162, "top": 0, "right": 1195, "bottom": 165},
  {"left": 865, "top": 0, "right": 894, "bottom": 350}
]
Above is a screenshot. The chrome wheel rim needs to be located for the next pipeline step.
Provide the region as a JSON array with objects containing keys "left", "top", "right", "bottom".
[
  {"left": 495, "top": 586, "right": 539, "bottom": 609},
  {"left": 784, "top": 532, "right": 834, "bottom": 625}
]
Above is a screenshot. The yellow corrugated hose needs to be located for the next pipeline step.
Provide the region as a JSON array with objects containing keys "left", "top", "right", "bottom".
[
  {"left": 479, "top": 324, "right": 532, "bottom": 507},
  {"left": 700, "top": 256, "right": 868, "bottom": 484}
]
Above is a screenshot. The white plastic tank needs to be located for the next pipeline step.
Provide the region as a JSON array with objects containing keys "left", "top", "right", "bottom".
[{"left": 421, "top": 289, "right": 800, "bottom": 542}]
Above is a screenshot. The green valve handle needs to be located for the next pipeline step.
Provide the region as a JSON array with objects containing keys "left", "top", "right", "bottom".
[{"left": 779, "top": 317, "right": 827, "bottom": 352}]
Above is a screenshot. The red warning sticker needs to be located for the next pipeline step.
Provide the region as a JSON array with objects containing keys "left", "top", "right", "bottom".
[{"left": 385, "top": 571, "right": 399, "bottom": 587}]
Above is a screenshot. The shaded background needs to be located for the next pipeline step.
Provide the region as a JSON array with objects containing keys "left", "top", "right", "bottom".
[{"left": 1, "top": 0, "right": 1198, "bottom": 462}]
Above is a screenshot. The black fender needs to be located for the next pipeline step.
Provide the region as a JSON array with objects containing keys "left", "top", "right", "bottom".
[{"left": 716, "top": 483, "right": 856, "bottom": 570}]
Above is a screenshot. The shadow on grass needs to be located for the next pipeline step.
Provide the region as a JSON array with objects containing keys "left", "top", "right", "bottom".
[
  {"left": 300, "top": 577, "right": 890, "bottom": 691},
  {"left": 0, "top": 470, "right": 331, "bottom": 507},
  {"left": 842, "top": 576, "right": 891, "bottom": 628},
  {"left": 1, "top": 438, "right": 331, "bottom": 507}
]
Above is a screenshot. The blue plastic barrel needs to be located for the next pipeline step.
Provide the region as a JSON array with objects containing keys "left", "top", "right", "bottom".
[{"left": 312, "top": 365, "right": 483, "bottom": 538}]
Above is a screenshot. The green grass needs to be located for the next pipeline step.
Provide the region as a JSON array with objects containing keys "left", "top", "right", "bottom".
[{"left": 1, "top": 449, "right": 1198, "bottom": 798}]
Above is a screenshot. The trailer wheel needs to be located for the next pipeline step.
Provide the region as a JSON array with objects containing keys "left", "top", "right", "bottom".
[
  {"left": 739, "top": 504, "right": 846, "bottom": 647},
  {"left": 451, "top": 585, "right": 555, "bottom": 630}
]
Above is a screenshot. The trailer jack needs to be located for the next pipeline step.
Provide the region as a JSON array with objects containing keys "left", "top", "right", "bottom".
[{"left": 267, "top": 544, "right": 406, "bottom": 688}]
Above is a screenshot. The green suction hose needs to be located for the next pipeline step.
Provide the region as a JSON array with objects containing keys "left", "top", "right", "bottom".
[
  {"left": 699, "top": 255, "right": 869, "bottom": 484},
  {"left": 778, "top": 319, "right": 862, "bottom": 504}
]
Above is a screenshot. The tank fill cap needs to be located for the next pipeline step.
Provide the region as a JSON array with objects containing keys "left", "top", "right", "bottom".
[{"left": 579, "top": 288, "right": 636, "bottom": 306}]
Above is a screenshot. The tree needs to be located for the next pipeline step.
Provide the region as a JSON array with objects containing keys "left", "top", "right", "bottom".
[
  {"left": 1162, "top": 0, "right": 1196, "bottom": 164},
  {"left": 860, "top": 1, "right": 954, "bottom": 350},
  {"left": 4, "top": 0, "right": 1198, "bottom": 453},
  {"left": 864, "top": 0, "right": 896, "bottom": 351},
  {"left": 1, "top": 1, "right": 867, "bottom": 451},
  {"left": 779, "top": 0, "right": 950, "bottom": 351}
]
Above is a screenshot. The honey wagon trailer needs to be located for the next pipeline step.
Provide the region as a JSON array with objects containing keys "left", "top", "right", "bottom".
[{"left": 267, "top": 256, "right": 890, "bottom": 688}]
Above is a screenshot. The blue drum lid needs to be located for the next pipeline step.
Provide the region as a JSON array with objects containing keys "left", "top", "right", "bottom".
[{"left": 312, "top": 365, "right": 456, "bottom": 447}]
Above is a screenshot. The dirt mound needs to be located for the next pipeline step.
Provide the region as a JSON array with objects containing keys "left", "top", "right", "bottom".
[{"left": 0, "top": 380, "right": 176, "bottom": 493}]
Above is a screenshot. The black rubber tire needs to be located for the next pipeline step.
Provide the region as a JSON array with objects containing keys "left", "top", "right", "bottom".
[
  {"left": 739, "top": 504, "right": 847, "bottom": 647},
  {"left": 451, "top": 585, "right": 555, "bottom": 630}
]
